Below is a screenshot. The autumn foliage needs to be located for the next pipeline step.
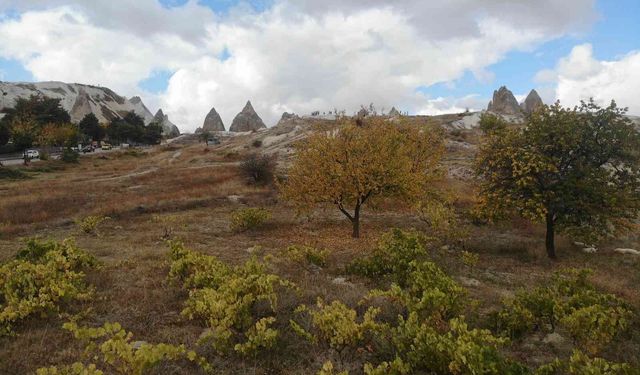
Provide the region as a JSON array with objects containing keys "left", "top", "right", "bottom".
[{"left": 280, "top": 117, "right": 444, "bottom": 237}]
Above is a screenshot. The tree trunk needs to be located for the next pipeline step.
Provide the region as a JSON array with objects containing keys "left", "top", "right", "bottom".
[
  {"left": 352, "top": 204, "right": 361, "bottom": 238},
  {"left": 545, "top": 213, "right": 557, "bottom": 259}
]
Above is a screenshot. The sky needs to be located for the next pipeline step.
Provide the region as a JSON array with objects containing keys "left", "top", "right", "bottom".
[{"left": 0, "top": 0, "right": 638, "bottom": 132}]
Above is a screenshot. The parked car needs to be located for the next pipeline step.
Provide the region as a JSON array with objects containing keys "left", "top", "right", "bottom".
[
  {"left": 25, "top": 149, "right": 40, "bottom": 159},
  {"left": 101, "top": 143, "right": 112, "bottom": 150},
  {"left": 81, "top": 145, "right": 94, "bottom": 153}
]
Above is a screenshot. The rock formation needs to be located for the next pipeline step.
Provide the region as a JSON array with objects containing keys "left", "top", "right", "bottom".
[
  {"left": 388, "top": 107, "right": 401, "bottom": 117},
  {"left": 153, "top": 109, "right": 180, "bottom": 138},
  {"left": 487, "top": 86, "right": 522, "bottom": 116},
  {"left": 521, "top": 89, "right": 544, "bottom": 114},
  {"left": 229, "top": 101, "right": 266, "bottom": 132},
  {"left": 0, "top": 81, "right": 155, "bottom": 124},
  {"left": 202, "top": 106, "right": 225, "bottom": 132}
]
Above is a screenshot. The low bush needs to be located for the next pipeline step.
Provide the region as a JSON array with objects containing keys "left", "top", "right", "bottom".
[
  {"left": 495, "top": 268, "right": 632, "bottom": 354},
  {"left": 239, "top": 153, "right": 275, "bottom": 185},
  {"left": 347, "top": 229, "right": 430, "bottom": 287},
  {"left": 230, "top": 207, "right": 271, "bottom": 232},
  {"left": 75, "top": 215, "right": 109, "bottom": 235},
  {"left": 61, "top": 147, "right": 79, "bottom": 163},
  {"left": 37, "top": 321, "right": 209, "bottom": 375},
  {"left": 283, "top": 245, "right": 329, "bottom": 267},
  {"left": 168, "top": 242, "right": 295, "bottom": 356},
  {"left": 536, "top": 350, "right": 635, "bottom": 374},
  {"left": 0, "top": 238, "right": 97, "bottom": 335}
]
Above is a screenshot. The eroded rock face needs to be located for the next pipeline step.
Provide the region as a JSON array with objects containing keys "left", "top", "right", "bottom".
[
  {"left": 521, "top": 89, "right": 544, "bottom": 114},
  {"left": 229, "top": 101, "right": 266, "bottom": 132},
  {"left": 487, "top": 86, "right": 522, "bottom": 116},
  {"left": 154, "top": 109, "right": 180, "bottom": 138},
  {"left": 0, "top": 81, "right": 155, "bottom": 124},
  {"left": 202, "top": 107, "right": 225, "bottom": 132}
]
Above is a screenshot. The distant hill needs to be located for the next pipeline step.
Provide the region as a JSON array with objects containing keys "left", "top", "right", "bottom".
[{"left": 0, "top": 81, "right": 179, "bottom": 136}]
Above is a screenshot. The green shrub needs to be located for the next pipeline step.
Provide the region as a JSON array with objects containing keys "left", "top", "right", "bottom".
[
  {"left": 62, "top": 147, "right": 79, "bottom": 163},
  {"left": 75, "top": 215, "right": 109, "bottom": 235},
  {"left": 369, "top": 260, "right": 466, "bottom": 320},
  {"left": 387, "top": 313, "right": 525, "bottom": 375},
  {"left": 230, "top": 207, "right": 271, "bottom": 232},
  {"left": 291, "top": 299, "right": 384, "bottom": 354},
  {"left": 496, "top": 268, "right": 632, "bottom": 354},
  {"left": 284, "top": 245, "right": 329, "bottom": 267},
  {"left": 347, "top": 229, "right": 429, "bottom": 287},
  {"left": 536, "top": 350, "right": 634, "bottom": 375},
  {"left": 0, "top": 238, "right": 97, "bottom": 335},
  {"left": 36, "top": 321, "right": 209, "bottom": 375},
  {"left": 168, "top": 242, "right": 294, "bottom": 356}
]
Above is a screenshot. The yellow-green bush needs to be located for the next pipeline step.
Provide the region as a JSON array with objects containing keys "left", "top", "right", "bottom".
[
  {"left": 536, "top": 350, "right": 635, "bottom": 375},
  {"left": 284, "top": 245, "right": 329, "bottom": 267},
  {"left": 168, "top": 242, "right": 294, "bottom": 356},
  {"left": 0, "top": 238, "right": 97, "bottom": 336},
  {"left": 230, "top": 207, "right": 271, "bottom": 232},
  {"left": 75, "top": 215, "right": 109, "bottom": 235},
  {"left": 37, "top": 321, "right": 208, "bottom": 375},
  {"left": 496, "top": 268, "right": 632, "bottom": 355},
  {"left": 347, "top": 229, "right": 430, "bottom": 287}
]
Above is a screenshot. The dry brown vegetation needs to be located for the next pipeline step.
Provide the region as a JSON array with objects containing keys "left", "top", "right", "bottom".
[{"left": 0, "top": 122, "right": 639, "bottom": 374}]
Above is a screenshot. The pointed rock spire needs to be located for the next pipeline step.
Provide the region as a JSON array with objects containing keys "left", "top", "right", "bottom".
[
  {"left": 229, "top": 101, "right": 266, "bottom": 132},
  {"left": 521, "top": 89, "right": 544, "bottom": 114},
  {"left": 487, "top": 86, "right": 522, "bottom": 115},
  {"left": 388, "top": 107, "right": 401, "bottom": 117},
  {"left": 202, "top": 106, "right": 225, "bottom": 132},
  {"left": 154, "top": 109, "right": 180, "bottom": 138}
]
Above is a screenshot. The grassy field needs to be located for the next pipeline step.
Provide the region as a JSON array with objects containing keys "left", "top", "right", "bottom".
[{"left": 0, "top": 128, "right": 639, "bottom": 374}]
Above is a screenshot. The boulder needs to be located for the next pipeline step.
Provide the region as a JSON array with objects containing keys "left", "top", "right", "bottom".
[
  {"left": 202, "top": 106, "right": 225, "bottom": 132},
  {"left": 614, "top": 248, "right": 640, "bottom": 256},
  {"left": 521, "top": 89, "right": 544, "bottom": 114},
  {"left": 229, "top": 101, "right": 266, "bottom": 132},
  {"left": 487, "top": 86, "right": 522, "bottom": 116}
]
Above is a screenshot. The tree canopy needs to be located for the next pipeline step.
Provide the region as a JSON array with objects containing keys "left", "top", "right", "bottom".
[
  {"left": 280, "top": 117, "right": 444, "bottom": 238},
  {"left": 78, "top": 113, "right": 105, "bottom": 142},
  {"left": 475, "top": 100, "right": 640, "bottom": 258}
]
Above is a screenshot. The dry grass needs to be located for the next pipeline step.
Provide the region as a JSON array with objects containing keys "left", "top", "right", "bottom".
[{"left": 0, "top": 133, "right": 639, "bottom": 374}]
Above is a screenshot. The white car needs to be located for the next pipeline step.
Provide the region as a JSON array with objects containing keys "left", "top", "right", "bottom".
[{"left": 25, "top": 149, "right": 40, "bottom": 159}]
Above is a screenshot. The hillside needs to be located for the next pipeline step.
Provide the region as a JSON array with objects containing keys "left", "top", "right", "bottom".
[
  {"left": 0, "top": 113, "right": 638, "bottom": 374},
  {"left": 0, "top": 81, "right": 180, "bottom": 136}
]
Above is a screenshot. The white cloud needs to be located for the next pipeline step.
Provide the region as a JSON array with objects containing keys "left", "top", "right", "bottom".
[
  {"left": 0, "top": 1, "right": 598, "bottom": 131},
  {"left": 536, "top": 44, "right": 640, "bottom": 115}
]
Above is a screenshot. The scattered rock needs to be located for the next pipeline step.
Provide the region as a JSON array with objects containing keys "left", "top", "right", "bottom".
[
  {"left": 331, "top": 276, "right": 353, "bottom": 286},
  {"left": 245, "top": 245, "right": 262, "bottom": 254},
  {"left": 229, "top": 101, "right": 266, "bottom": 132},
  {"left": 132, "top": 341, "right": 148, "bottom": 350},
  {"left": 543, "top": 332, "right": 566, "bottom": 347},
  {"left": 458, "top": 276, "right": 481, "bottom": 287},
  {"left": 521, "top": 89, "right": 544, "bottom": 114},
  {"left": 582, "top": 247, "right": 597, "bottom": 254},
  {"left": 202, "top": 106, "right": 225, "bottom": 132},
  {"left": 614, "top": 248, "right": 640, "bottom": 256},
  {"left": 227, "top": 195, "right": 242, "bottom": 203},
  {"left": 487, "top": 86, "right": 522, "bottom": 116}
]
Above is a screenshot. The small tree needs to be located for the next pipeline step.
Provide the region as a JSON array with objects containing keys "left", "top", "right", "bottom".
[
  {"left": 475, "top": 100, "right": 640, "bottom": 259},
  {"left": 240, "top": 153, "right": 275, "bottom": 185},
  {"left": 281, "top": 117, "right": 443, "bottom": 238},
  {"left": 0, "top": 122, "right": 10, "bottom": 146}
]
